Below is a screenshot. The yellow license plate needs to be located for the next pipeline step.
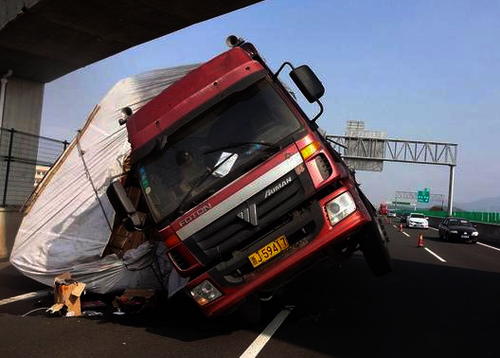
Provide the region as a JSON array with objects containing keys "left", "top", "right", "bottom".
[{"left": 248, "top": 236, "right": 289, "bottom": 268}]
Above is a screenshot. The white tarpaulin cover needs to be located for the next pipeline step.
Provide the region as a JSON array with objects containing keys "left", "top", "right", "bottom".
[{"left": 10, "top": 65, "right": 198, "bottom": 295}]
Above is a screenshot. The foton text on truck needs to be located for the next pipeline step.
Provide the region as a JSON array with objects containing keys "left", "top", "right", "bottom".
[{"left": 107, "top": 36, "right": 392, "bottom": 318}]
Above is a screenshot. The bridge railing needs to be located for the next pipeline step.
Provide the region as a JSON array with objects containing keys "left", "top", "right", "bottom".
[{"left": 0, "top": 127, "right": 68, "bottom": 207}]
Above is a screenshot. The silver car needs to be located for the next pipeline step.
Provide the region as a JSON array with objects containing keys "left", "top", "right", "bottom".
[{"left": 406, "top": 213, "right": 429, "bottom": 229}]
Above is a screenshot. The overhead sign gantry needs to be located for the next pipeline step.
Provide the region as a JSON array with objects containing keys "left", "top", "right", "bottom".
[{"left": 327, "top": 122, "right": 458, "bottom": 215}]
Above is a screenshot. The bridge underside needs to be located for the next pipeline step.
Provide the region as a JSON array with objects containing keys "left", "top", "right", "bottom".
[
  {"left": 0, "top": 0, "right": 263, "bottom": 260},
  {"left": 0, "top": 0, "right": 262, "bottom": 83}
]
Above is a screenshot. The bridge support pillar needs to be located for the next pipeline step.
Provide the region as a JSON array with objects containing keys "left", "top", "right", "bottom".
[
  {"left": 447, "top": 165, "right": 455, "bottom": 216},
  {"left": 0, "top": 208, "right": 24, "bottom": 260},
  {"left": 0, "top": 75, "right": 44, "bottom": 260}
]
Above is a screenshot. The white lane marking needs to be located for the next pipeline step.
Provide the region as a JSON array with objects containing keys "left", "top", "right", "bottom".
[
  {"left": 402, "top": 232, "right": 410, "bottom": 237},
  {"left": 477, "top": 242, "right": 500, "bottom": 252},
  {"left": 239, "top": 306, "right": 294, "bottom": 358},
  {"left": 424, "top": 247, "right": 447, "bottom": 263},
  {"left": 0, "top": 289, "right": 53, "bottom": 306}
]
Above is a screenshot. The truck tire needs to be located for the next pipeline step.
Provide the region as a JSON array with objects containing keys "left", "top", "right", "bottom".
[
  {"left": 355, "top": 188, "right": 393, "bottom": 277},
  {"left": 359, "top": 218, "right": 393, "bottom": 277},
  {"left": 237, "top": 294, "right": 262, "bottom": 324}
]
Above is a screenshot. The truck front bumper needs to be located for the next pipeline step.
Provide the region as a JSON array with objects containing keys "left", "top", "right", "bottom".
[{"left": 185, "top": 183, "right": 372, "bottom": 317}]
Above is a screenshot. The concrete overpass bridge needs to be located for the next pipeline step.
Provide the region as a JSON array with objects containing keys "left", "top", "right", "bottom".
[
  {"left": 0, "top": 0, "right": 263, "bottom": 259},
  {"left": 1, "top": 0, "right": 262, "bottom": 129}
]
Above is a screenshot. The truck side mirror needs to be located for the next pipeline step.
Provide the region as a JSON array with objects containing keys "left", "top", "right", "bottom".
[
  {"left": 275, "top": 62, "right": 325, "bottom": 123},
  {"left": 289, "top": 65, "right": 325, "bottom": 103},
  {"left": 106, "top": 181, "right": 142, "bottom": 231}
]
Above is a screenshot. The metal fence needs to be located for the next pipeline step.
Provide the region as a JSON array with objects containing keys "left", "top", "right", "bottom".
[{"left": 0, "top": 127, "right": 68, "bottom": 207}]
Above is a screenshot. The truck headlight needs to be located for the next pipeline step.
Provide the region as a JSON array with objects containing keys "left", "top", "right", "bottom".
[
  {"left": 325, "top": 192, "right": 356, "bottom": 225},
  {"left": 471, "top": 231, "right": 478, "bottom": 236},
  {"left": 189, "top": 280, "right": 222, "bottom": 306}
]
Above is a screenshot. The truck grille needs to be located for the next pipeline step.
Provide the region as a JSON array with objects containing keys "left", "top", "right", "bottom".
[{"left": 187, "top": 169, "right": 312, "bottom": 264}]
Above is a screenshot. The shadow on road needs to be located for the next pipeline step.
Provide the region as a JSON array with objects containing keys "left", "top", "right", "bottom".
[{"left": 2, "top": 228, "right": 500, "bottom": 358}]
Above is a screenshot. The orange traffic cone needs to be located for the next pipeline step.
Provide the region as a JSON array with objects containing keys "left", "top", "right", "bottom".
[
  {"left": 399, "top": 224, "right": 403, "bottom": 232},
  {"left": 417, "top": 234, "right": 424, "bottom": 248}
]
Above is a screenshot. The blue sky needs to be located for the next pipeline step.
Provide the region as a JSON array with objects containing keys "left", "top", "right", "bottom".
[{"left": 41, "top": 0, "right": 500, "bottom": 207}]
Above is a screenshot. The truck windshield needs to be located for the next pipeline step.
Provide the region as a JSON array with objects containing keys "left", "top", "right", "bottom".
[{"left": 136, "top": 79, "right": 306, "bottom": 222}]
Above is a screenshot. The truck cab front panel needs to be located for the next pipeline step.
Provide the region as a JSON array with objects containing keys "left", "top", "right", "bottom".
[{"left": 121, "top": 40, "right": 390, "bottom": 318}]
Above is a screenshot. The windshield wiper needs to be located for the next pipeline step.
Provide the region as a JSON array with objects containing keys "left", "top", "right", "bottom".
[
  {"left": 175, "top": 152, "right": 238, "bottom": 214},
  {"left": 175, "top": 142, "right": 282, "bottom": 214},
  {"left": 204, "top": 141, "right": 280, "bottom": 155}
]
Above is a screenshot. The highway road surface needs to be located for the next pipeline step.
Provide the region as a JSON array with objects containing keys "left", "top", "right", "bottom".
[{"left": 1, "top": 218, "right": 500, "bottom": 358}]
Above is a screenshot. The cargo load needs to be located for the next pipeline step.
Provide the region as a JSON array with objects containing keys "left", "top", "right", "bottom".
[{"left": 10, "top": 65, "right": 198, "bottom": 295}]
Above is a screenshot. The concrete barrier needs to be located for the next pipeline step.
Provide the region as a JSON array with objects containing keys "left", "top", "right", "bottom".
[
  {"left": 0, "top": 207, "right": 24, "bottom": 260},
  {"left": 427, "top": 216, "right": 500, "bottom": 246}
]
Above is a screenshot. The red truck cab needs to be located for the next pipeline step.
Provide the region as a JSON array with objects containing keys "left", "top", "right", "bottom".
[{"left": 108, "top": 36, "right": 391, "bottom": 318}]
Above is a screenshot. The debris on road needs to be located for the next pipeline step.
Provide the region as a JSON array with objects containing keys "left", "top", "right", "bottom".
[
  {"left": 47, "top": 272, "right": 86, "bottom": 317},
  {"left": 113, "top": 288, "right": 157, "bottom": 314}
]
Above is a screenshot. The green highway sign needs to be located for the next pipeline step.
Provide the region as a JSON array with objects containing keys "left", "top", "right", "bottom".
[{"left": 417, "top": 188, "right": 430, "bottom": 203}]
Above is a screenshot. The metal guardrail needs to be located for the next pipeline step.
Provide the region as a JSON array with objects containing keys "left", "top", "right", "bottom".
[
  {"left": 0, "top": 127, "right": 68, "bottom": 207},
  {"left": 424, "top": 210, "right": 500, "bottom": 225},
  {"left": 394, "top": 209, "right": 500, "bottom": 225}
]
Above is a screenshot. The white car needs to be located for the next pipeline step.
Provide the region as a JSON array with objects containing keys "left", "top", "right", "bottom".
[
  {"left": 406, "top": 213, "right": 429, "bottom": 229},
  {"left": 387, "top": 210, "right": 396, "bottom": 218}
]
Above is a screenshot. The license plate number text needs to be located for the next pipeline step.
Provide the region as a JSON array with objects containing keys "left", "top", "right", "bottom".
[{"left": 248, "top": 236, "right": 289, "bottom": 268}]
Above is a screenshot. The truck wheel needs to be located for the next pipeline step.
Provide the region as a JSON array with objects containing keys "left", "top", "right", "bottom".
[
  {"left": 237, "top": 294, "right": 262, "bottom": 324},
  {"left": 359, "top": 218, "right": 393, "bottom": 277}
]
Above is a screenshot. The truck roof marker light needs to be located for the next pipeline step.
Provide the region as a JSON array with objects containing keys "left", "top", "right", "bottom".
[
  {"left": 226, "top": 35, "right": 244, "bottom": 48},
  {"left": 300, "top": 141, "right": 321, "bottom": 161},
  {"left": 119, "top": 106, "right": 133, "bottom": 125}
]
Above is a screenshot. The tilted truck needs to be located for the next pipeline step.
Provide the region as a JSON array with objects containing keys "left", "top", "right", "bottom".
[{"left": 107, "top": 36, "right": 392, "bottom": 318}]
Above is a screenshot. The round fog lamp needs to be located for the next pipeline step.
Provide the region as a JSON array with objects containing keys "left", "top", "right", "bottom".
[{"left": 190, "top": 280, "right": 222, "bottom": 306}]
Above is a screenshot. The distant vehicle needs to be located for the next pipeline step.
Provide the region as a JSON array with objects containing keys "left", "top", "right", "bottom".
[
  {"left": 406, "top": 213, "right": 428, "bottom": 229},
  {"left": 400, "top": 212, "right": 410, "bottom": 223},
  {"left": 438, "top": 217, "right": 478, "bottom": 244},
  {"left": 379, "top": 203, "right": 388, "bottom": 215},
  {"left": 387, "top": 210, "right": 396, "bottom": 218}
]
